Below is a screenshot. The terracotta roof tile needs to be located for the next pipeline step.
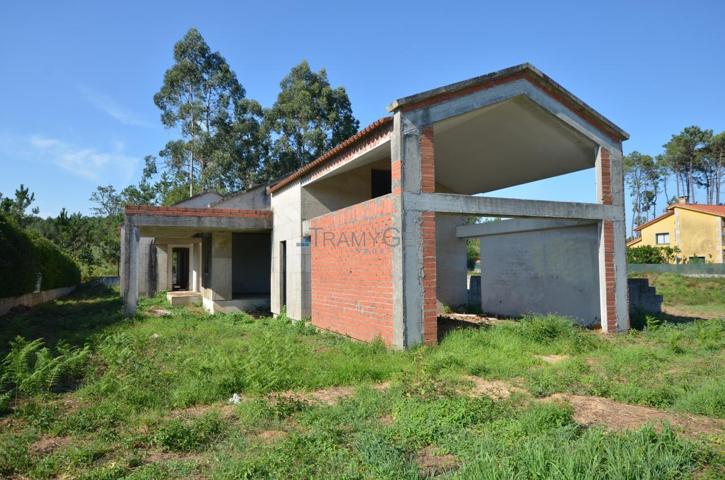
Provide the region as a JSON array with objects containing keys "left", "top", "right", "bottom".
[
  {"left": 268, "top": 116, "right": 393, "bottom": 194},
  {"left": 124, "top": 205, "right": 272, "bottom": 219}
]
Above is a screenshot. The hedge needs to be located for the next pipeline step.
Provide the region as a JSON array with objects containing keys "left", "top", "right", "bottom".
[{"left": 0, "top": 214, "right": 81, "bottom": 297}]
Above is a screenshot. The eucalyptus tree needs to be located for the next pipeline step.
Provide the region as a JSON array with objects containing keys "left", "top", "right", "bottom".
[
  {"left": 154, "top": 28, "right": 263, "bottom": 197},
  {"left": 261, "top": 60, "right": 359, "bottom": 179}
]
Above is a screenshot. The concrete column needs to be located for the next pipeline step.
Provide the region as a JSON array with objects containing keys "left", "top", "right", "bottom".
[
  {"left": 391, "top": 112, "right": 437, "bottom": 348},
  {"left": 122, "top": 221, "right": 139, "bottom": 316},
  {"left": 596, "top": 146, "right": 629, "bottom": 332},
  {"left": 210, "top": 232, "right": 233, "bottom": 301}
]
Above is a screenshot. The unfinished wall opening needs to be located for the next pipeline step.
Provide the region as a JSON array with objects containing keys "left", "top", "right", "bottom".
[
  {"left": 450, "top": 218, "right": 602, "bottom": 328},
  {"left": 301, "top": 141, "right": 391, "bottom": 221},
  {"left": 231, "top": 233, "right": 271, "bottom": 300},
  {"left": 431, "top": 95, "right": 598, "bottom": 196},
  {"left": 171, "top": 247, "right": 190, "bottom": 291}
]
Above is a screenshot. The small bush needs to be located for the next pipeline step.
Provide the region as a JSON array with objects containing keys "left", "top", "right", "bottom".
[{"left": 517, "top": 315, "right": 576, "bottom": 344}]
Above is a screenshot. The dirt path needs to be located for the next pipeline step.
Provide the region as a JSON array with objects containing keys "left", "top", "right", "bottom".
[{"left": 463, "top": 375, "right": 724, "bottom": 438}]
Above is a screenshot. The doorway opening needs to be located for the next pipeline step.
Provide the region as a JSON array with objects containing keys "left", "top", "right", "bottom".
[
  {"left": 171, "top": 247, "right": 190, "bottom": 291},
  {"left": 279, "top": 240, "right": 287, "bottom": 308}
]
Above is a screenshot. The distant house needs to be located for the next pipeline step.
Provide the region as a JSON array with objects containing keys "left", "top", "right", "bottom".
[{"left": 627, "top": 198, "right": 725, "bottom": 263}]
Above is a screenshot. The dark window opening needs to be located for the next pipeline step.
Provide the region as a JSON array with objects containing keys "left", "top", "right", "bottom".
[{"left": 371, "top": 169, "right": 391, "bottom": 199}]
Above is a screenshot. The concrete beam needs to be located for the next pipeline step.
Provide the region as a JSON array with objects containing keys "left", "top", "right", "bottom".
[
  {"left": 128, "top": 214, "right": 272, "bottom": 231},
  {"left": 404, "top": 192, "right": 623, "bottom": 221},
  {"left": 456, "top": 218, "right": 595, "bottom": 238}
]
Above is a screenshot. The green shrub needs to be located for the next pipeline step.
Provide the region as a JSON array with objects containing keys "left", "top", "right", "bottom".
[
  {"left": 627, "top": 245, "right": 679, "bottom": 264},
  {"left": 154, "top": 413, "right": 225, "bottom": 452},
  {"left": 0, "top": 214, "right": 80, "bottom": 296}
]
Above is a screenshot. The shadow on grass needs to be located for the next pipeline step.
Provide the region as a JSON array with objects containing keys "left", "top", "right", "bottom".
[
  {"left": 437, "top": 316, "right": 493, "bottom": 342},
  {"left": 0, "top": 283, "right": 124, "bottom": 354},
  {"left": 629, "top": 308, "right": 704, "bottom": 330}
]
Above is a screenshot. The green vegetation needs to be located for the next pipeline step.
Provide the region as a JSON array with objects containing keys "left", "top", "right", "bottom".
[
  {"left": 0, "top": 285, "right": 722, "bottom": 478},
  {"left": 0, "top": 213, "right": 81, "bottom": 296},
  {"left": 627, "top": 244, "right": 680, "bottom": 264}
]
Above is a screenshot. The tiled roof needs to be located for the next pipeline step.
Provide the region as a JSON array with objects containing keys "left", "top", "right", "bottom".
[
  {"left": 669, "top": 204, "right": 725, "bottom": 218},
  {"left": 267, "top": 116, "right": 393, "bottom": 194},
  {"left": 125, "top": 205, "right": 272, "bottom": 218},
  {"left": 387, "top": 63, "right": 629, "bottom": 142},
  {"left": 634, "top": 211, "right": 674, "bottom": 231}
]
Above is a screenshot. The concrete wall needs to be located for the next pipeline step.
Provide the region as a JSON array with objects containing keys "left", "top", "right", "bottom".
[
  {"left": 232, "top": 233, "right": 271, "bottom": 294},
  {"left": 270, "top": 182, "right": 308, "bottom": 320},
  {"left": 137, "top": 237, "right": 155, "bottom": 297},
  {"left": 309, "top": 195, "right": 396, "bottom": 344},
  {"left": 213, "top": 186, "right": 270, "bottom": 210},
  {"left": 0, "top": 286, "right": 76, "bottom": 316},
  {"left": 435, "top": 214, "right": 468, "bottom": 309},
  {"left": 479, "top": 223, "right": 601, "bottom": 326}
]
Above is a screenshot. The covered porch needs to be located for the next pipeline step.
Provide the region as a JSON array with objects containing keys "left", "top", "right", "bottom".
[{"left": 121, "top": 205, "right": 273, "bottom": 315}]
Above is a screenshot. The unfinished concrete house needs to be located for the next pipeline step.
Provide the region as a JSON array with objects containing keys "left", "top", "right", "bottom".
[{"left": 122, "top": 63, "right": 630, "bottom": 349}]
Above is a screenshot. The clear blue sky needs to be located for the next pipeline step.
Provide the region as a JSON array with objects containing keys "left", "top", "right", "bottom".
[{"left": 1, "top": 0, "right": 724, "bottom": 219}]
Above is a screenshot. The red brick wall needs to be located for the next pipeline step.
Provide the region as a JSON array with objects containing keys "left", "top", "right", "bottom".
[
  {"left": 310, "top": 195, "right": 396, "bottom": 344},
  {"left": 420, "top": 127, "right": 438, "bottom": 344},
  {"left": 602, "top": 220, "right": 617, "bottom": 332}
]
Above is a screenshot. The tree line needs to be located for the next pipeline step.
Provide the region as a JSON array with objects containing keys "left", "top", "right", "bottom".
[
  {"left": 624, "top": 126, "right": 724, "bottom": 237},
  {"left": 2, "top": 27, "right": 362, "bottom": 277},
  {"left": 99, "top": 27, "right": 360, "bottom": 209}
]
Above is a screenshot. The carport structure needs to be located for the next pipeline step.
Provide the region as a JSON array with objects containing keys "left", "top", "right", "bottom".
[{"left": 269, "top": 63, "right": 629, "bottom": 348}]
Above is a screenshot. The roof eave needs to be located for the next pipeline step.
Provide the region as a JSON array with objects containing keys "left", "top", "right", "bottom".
[{"left": 386, "top": 63, "right": 629, "bottom": 142}]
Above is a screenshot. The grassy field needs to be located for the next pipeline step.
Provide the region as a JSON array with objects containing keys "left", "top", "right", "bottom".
[
  {"left": 630, "top": 273, "right": 725, "bottom": 320},
  {"left": 0, "top": 279, "right": 723, "bottom": 479}
]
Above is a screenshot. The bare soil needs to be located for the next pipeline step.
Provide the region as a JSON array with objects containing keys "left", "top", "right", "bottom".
[
  {"left": 416, "top": 445, "right": 458, "bottom": 477},
  {"left": 545, "top": 393, "right": 725, "bottom": 438}
]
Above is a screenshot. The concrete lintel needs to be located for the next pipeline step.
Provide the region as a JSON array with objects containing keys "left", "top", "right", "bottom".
[
  {"left": 128, "top": 214, "right": 272, "bottom": 231},
  {"left": 405, "top": 192, "right": 623, "bottom": 221},
  {"left": 456, "top": 218, "right": 595, "bottom": 238}
]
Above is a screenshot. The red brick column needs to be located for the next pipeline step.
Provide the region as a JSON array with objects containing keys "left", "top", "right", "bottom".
[
  {"left": 420, "top": 127, "right": 438, "bottom": 344},
  {"left": 598, "top": 148, "right": 618, "bottom": 332}
]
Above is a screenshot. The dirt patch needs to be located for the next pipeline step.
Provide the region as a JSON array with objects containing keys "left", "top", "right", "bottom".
[
  {"left": 145, "top": 450, "right": 204, "bottom": 464},
  {"left": 545, "top": 393, "right": 725, "bottom": 437},
  {"left": 29, "top": 436, "right": 71, "bottom": 456},
  {"left": 257, "top": 430, "right": 289, "bottom": 443},
  {"left": 416, "top": 445, "right": 458, "bottom": 477},
  {"left": 379, "top": 414, "right": 394, "bottom": 426},
  {"left": 461, "top": 375, "right": 526, "bottom": 400},
  {"left": 148, "top": 307, "right": 172, "bottom": 317},
  {"left": 535, "top": 354, "right": 570, "bottom": 364},
  {"left": 168, "top": 402, "right": 239, "bottom": 420},
  {"left": 275, "top": 382, "right": 390, "bottom": 406}
]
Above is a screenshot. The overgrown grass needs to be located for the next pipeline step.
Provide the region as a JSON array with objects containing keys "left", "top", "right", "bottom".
[
  {"left": 631, "top": 273, "right": 725, "bottom": 307},
  {"left": 0, "top": 285, "right": 722, "bottom": 478}
]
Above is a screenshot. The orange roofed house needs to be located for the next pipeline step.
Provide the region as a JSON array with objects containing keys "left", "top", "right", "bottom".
[
  {"left": 121, "top": 64, "right": 632, "bottom": 348},
  {"left": 628, "top": 198, "right": 725, "bottom": 264}
]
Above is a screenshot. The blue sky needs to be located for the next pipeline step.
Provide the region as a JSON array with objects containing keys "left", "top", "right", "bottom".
[{"left": 1, "top": 0, "right": 724, "bottom": 219}]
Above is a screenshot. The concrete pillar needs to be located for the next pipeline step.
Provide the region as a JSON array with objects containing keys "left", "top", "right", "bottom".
[
  {"left": 122, "top": 221, "right": 139, "bottom": 316},
  {"left": 596, "top": 146, "right": 629, "bottom": 332},
  {"left": 210, "top": 232, "right": 232, "bottom": 301},
  {"left": 391, "top": 112, "right": 438, "bottom": 348}
]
